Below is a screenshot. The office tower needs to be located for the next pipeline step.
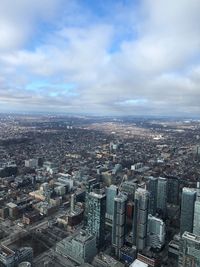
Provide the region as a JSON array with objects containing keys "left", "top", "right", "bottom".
[
  {"left": 112, "top": 193, "right": 127, "bottom": 258},
  {"left": 167, "top": 176, "right": 179, "bottom": 205},
  {"left": 179, "top": 232, "right": 200, "bottom": 267},
  {"left": 133, "top": 188, "right": 149, "bottom": 251},
  {"left": 147, "top": 214, "right": 166, "bottom": 250},
  {"left": 87, "top": 191, "right": 106, "bottom": 248},
  {"left": 157, "top": 177, "right": 167, "bottom": 217},
  {"left": 106, "top": 185, "right": 118, "bottom": 221},
  {"left": 193, "top": 182, "right": 200, "bottom": 236},
  {"left": 180, "top": 188, "right": 196, "bottom": 236},
  {"left": 146, "top": 176, "right": 158, "bottom": 215}
]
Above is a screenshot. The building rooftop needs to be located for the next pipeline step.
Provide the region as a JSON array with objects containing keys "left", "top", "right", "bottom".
[
  {"left": 89, "top": 191, "right": 105, "bottom": 199},
  {"left": 130, "top": 259, "right": 148, "bottom": 267},
  {"left": 183, "top": 231, "right": 200, "bottom": 242},
  {"left": 0, "top": 245, "right": 15, "bottom": 257},
  {"left": 6, "top": 202, "right": 17, "bottom": 208}
]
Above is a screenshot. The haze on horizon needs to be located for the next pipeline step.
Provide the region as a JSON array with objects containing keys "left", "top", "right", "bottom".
[{"left": 0, "top": 0, "right": 200, "bottom": 117}]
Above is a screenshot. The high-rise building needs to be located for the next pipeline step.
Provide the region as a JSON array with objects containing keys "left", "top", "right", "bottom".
[
  {"left": 121, "top": 180, "right": 137, "bottom": 200},
  {"left": 147, "top": 215, "right": 166, "bottom": 250},
  {"left": 179, "top": 232, "right": 200, "bottom": 267},
  {"left": 132, "top": 188, "right": 149, "bottom": 251},
  {"left": 106, "top": 185, "right": 118, "bottom": 221},
  {"left": 146, "top": 176, "right": 158, "bottom": 215},
  {"left": 85, "top": 179, "right": 100, "bottom": 221},
  {"left": 87, "top": 191, "right": 106, "bottom": 248},
  {"left": 157, "top": 177, "right": 167, "bottom": 217},
  {"left": 112, "top": 193, "right": 127, "bottom": 258},
  {"left": 167, "top": 176, "right": 179, "bottom": 205},
  {"left": 180, "top": 188, "right": 196, "bottom": 236},
  {"left": 193, "top": 183, "right": 200, "bottom": 236}
]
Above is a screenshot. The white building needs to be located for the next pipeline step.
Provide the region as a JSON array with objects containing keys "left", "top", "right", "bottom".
[
  {"left": 147, "top": 214, "right": 165, "bottom": 249},
  {"left": 56, "top": 230, "right": 97, "bottom": 264},
  {"left": 25, "top": 159, "right": 38, "bottom": 168},
  {"left": 129, "top": 259, "right": 148, "bottom": 267}
]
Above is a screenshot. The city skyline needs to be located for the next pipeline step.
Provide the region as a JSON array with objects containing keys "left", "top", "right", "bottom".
[{"left": 0, "top": 0, "right": 200, "bottom": 116}]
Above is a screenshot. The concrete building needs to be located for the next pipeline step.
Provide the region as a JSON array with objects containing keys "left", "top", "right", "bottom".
[
  {"left": 106, "top": 185, "right": 118, "bottom": 221},
  {"left": 168, "top": 240, "right": 180, "bottom": 261},
  {"left": 93, "top": 253, "right": 124, "bottom": 267},
  {"left": 87, "top": 191, "right": 106, "bottom": 248},
  {"left": 0, "top": 245, "right": 33, "bottom": 267},
  {"left": 147, "top": 215, "right": 165, "bottom": 250},
  {"left": 179, "top": 232, "right": 200, "bottom": 267},
  {"left": 0, "top": 245, "right": 15, "bottom": 267},
  {"left": 180, "top": 188, "right": 196, "bottom": 235},
  {"left": 25, "top": 158, "right": 38, "bottom": 168},
  {"left": 137, "top": 253, "right": 161, "bottom": 267},
  {"left": 16, "top": 247, "right": 33, "bottom": 265},
  {"left": 112, "top": 193, "right": 127, "bottom": 258},
  {"left": 146, "top": 176, "right": 158, "bottom": 216},
  {"left": 56, "top": 230, "right": 97, "bottom": 264},
  {"left": 6, "top": 202, "right": 18, "bottom": 219},
  {"left": 133, "top": 188, "right": 149, "bottom": 251},
  {"left": 156, "top": 177, "right": 167, "bottom": 217}
]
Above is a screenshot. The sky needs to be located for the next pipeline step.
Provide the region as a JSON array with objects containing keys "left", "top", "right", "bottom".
[{"left": 0, "top": 0, "right": 200, "bottom": 116}]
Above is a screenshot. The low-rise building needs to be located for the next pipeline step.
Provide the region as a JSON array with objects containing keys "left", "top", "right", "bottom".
[{"left": 56, "top": 230, "right": 97, "bottom": 264}]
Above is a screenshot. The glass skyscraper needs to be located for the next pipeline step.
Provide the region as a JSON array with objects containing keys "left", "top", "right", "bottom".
[
  {"left": 106, "top": 185, "right": 118, "bottom": 221},
  {"left": 146, "top": 176, "right": 158, "bottom": 215},
  {"left": 157, "top": 177, "right": 167, "bottom": 217},
  {"left": 180, "top": 188, "right": 196, "bottom": 236},
  {"left": 87, "top": 191, "right": 106, "bottom": 248}
]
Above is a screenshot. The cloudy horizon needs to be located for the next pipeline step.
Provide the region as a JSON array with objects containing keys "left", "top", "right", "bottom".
[{"left": 0, "top": 0, "right": 200, "bottom": 116}]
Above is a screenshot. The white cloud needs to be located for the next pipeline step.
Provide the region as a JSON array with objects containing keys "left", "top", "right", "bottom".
[{"left": 0, "top": 0, "right": 200, "bottom": 116}]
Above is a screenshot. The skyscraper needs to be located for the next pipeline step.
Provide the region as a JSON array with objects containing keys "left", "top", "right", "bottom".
[
  {"left": 146, "top": 176, "right": 158, "bottom": 215},
  {"left": 179, "top": 232, "right": 200, "bottom": 267},
  {"left": 87, "top": 191, "right": 106, "bottom": 248},
  {"left": 157, "top": 177, "right": 167, "bottom": 217},
  {"left": 167, "top": 176, "right": 179, "bottom": 205},
  {"left": 112, "top": 193, "right": 127, "bottom": 258},
  {"left": 193, "top": 183, "right": 200, "bottom": 236},
  {"left": 85, "top": 179, "right": 100, "bottom": 221},
  {"left": 133, "top": 188, "right": 149, "bottom": 251},
  {"left": 180, "top": 188, "right": 196, "bottom": 236},
  {"left": 106, "top": 185, "right": 118, "bottom": 221}
]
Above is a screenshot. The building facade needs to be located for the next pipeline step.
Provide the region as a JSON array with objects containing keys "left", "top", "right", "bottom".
[
  {"left": 106, "top": 185, "right": 118, "bottom": 221},
  {"left": 193, "top": 185, "right": 200, "bottom": 236},
  {"left": 132, "top": 188, "right": 149, "bottom": 251},
  {"left": 180, "top": 188, "right": 196, "bottom": 236},
  {"left": 87, "top": 191, "right": 106, "bottom": 248},
  {"left": 112, "top": 193, "right": 127, "bottom": 258},
  {"left": 167, "top": 176, "right": 179, "bottom": 205},
  {"left": 147, "top": 215, "right": 165, "bottom": 250},
  {"left": 56, "top": 230, "right": 97, "bottom": 264},
  {"left": 146, "top": 176, "right": 158, "bottom": 216},
  {"left": 157, "top": 178, "right": 167, "bottom": 217},
  {"left": 179, "top": 232, "right": 200, "bottom": 267}
]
